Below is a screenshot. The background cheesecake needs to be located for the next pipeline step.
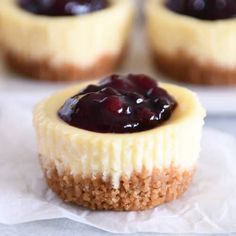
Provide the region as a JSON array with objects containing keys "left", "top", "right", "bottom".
[
  {"left": 0, "top": 0, "right": 134, "bottom": 81},
  {"left": 146, "top": 0, "right": 236, "bottom": 85}
]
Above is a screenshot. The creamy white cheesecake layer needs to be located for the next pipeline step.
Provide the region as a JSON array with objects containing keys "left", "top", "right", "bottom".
[
  {"left": 0, "top": 0, "right": 133, "bottom": 68},
  {"left": 146, "top": 0, "right": 236, "bottom": 68},
  {"left": 33, "top": 82, "right": 205, "bottom": 188}
]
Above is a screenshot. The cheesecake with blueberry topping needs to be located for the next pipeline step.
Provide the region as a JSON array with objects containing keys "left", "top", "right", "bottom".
[
  {"left": 0, "top": 0, "right": 133, "bottom": 81},
  {"left": 146, "top": 0, "right": 236, "bottom": 85},
  {"left": 33, "top": 74, "right": 205, "bottom": 210}
]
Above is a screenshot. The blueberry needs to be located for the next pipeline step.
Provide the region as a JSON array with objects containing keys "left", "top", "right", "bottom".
[{"left": 104, "top": 96, "right": 123, "bottom": 114}]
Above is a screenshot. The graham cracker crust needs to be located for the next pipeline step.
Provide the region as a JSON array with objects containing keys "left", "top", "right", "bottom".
[
  {"left": 152, "top": 49, "right": 236, "bottom": 85},
  {"left": 43, "top": 162, "right": 194, "bottom": 211},
  {"left": 4, "top": 49, "right": 125, "bottom": 81}
]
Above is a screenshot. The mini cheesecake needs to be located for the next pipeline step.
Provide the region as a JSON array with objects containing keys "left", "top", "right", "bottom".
[
  {"left": 146, "top": 0, "right": 236, "bottom": 85},
  {"left": 0, "top": 0, "right": 133, "bottom": 81},
  {"left": 33, "top": 74, "right": 205, "bottom": 211}
]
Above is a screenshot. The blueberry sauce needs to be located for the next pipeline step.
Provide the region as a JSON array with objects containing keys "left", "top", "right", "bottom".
[
  {"left": 18, "top": 0, "right": 109, "bottom": 16},
  {"left": 166, "top": 0, "right": 236, "bottom": 20},
  {"left": 58, "top": 74, "right": 177, "bottom": 133}
]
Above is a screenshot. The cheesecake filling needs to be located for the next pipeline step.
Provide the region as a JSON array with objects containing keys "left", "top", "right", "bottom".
[
  {"left": 58, "top": 74, "right": 177, "bottom": 133},
  {"left": 166, "top": 0, "right": 236, "bottom": 20},
  {"left": 18, "top": 0, "right": 109, "bottom": 16}
]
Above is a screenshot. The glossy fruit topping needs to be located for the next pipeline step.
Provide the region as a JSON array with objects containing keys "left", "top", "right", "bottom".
[
  {"left": 166, "top": 0, "right": 236, "bottom": 20},
  {"left": 58, "top": 74, "right": 177, "bottom": 133},
  {"left": 18, "top": 0, "right": 109, "bottom": 16}
]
